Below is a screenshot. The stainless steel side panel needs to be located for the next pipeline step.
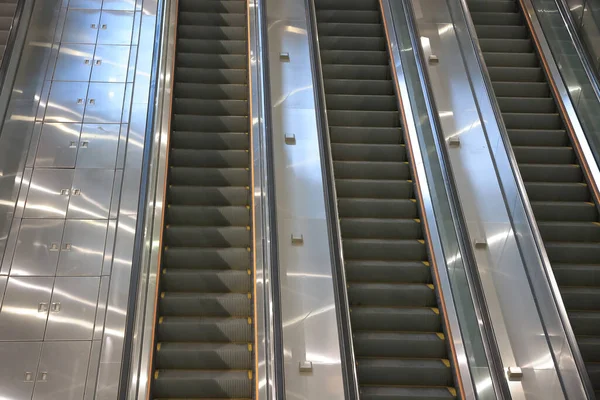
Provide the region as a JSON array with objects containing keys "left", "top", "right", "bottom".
[{"left": 266, "top": 0, "right": 345, "bottom": 398}]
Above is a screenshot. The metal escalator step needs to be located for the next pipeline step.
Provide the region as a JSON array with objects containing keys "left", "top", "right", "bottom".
[
  {"left": 160, "top": 293, "right": 251, "bottom": 316},
  {"left": 327, "top": 94, "right": 397, "bottom": 111},
  {"left": 178, "top": 25, "right": 246, "bottom": 40},
  {"left": 330, "top": 126, "right": 400, "bottom": 144},
  {"left": 316, "top": 10, "right": 381, "bottom": 23},
  {"left": 359, "top": 386, "right": 456, "bottom": 400},
  {"left": 483, "top": 52, "right": 538, "bottom": 68},
  {"left": 177, "top": 53, "right": 246, "bottom": 69},
  {"left": 155, "top": 342, "right": 252, "bottom": 369},
  {"left": 351, "top": 307, "right": 442, "bottom": 332},
  {"left": 325, "top": 80, "right": 394, "bottom": 96},
  {"left": 166, "top": 205, "right": 250, "bottom": 226},
  {"left": 525, "top": 182, "right": 590, "bottom": 202},
  {"left": 569, "top": 311, "right": 600, "bottom": 336},
  {"left": 357, "top": 358, "right": 453, "bottom": 387},
  {"left": 178, "top": 11, "right": 246, "bottom": 26},
  {"left": 553, "top": 264, "right": 600, "bottom": 287},
  {"left": 177, "top": 38, "right": 247, "bottom": 54},
  {"left": 578, "top": 337, "right": 600, "bottom": 362},
  {"left": 487, "top": 66, "right": 544, "bottom": 82},
  {"left": 157, "top": 316, "right": 252, "bottom": 342},
  {"left": 338, "top": 198, "right": 417, "bottom": 219},
  {"left": 345, "top": 260, "right": 431, "bottom": 283},
  {"left": 318, "top": 22, "right": 383, "bottom": 37},
  {"left": 479, "top": 38, "right": 532, "bottom": 53},
  {"left": 546, "top": 242, "right": 600, "bottom": 264},
  {"left": 174, "top": 98, "right": 247, "bottom": 115},
  {"left": 179, "top": 0, "right": 246, "bottom": 13},
  {"left": 170, "top": 148, "right": 248, "bottom": 167},
  {"left": 323, "top": 64, "right": 390, "bottom": 80},
  {"left": 354, "top": 332, "right": 446, "bottom": 358},
  {"left": 171, "top": 131, "right": 248, "bottom": 149},
  {"left": 163, "top": 247, "right": 250, "bottom": 270},
  {"left": 165, "top": 226, "right": 250, "bottom": 247},
  {"left": 175, "top": 67, "right": 247, "bottom": 84},
  {"left": 321, "top": 50, "right": 388, "bottom": 65},
  {"left": 467, "top": 0, "right": 516, "bottom": 13},
  {"left": 348, "top": 282, "right": 436, "bottom": 307},
  {"left": 343, "top": 239, "right": 426, "bottom": 261},
  {"left": 152, "top": 369, "right": 251, "bottom": 399},
  {"left": 336, "top": 179, "right": 413, "bottom": 199},
  {"left": 315, "top": 0, "right": 379, "bottom": 10},
  {"left": 332, "top": 143, "right": 405, "bottom": 161},
  {"left": 470, "top": 12, "right": 522, "bottom": 26},
  {"left": 320, "top": 36, "right": 386, "bottom": 51},
  {"left": 513, "top": 146, "right": 574, "bottom": 164},
  {"left": 0, "top": 17, "right": 12, "bottom": 31},
  {"left": 173, "top": 115, "right": 248, "bottom": 131},
  {"left": 168, "top": 186, "right": 250, "bottom": 206},
  {"left": 334, "top": 161, "right": 409, "bottom": 180},
  {"left": 341, "top": 218, "right": 422, "bottom": 240},
  {"left": 561, "top": 287, "right": 600, "bottom": 311},
  {"left": 502, "top": 113, "right": 563, "bottom": 130},
  {"left": 174, "top": 83, "right": 248, "bottom": 100},
  {"left": 586, "top": 363, "right": 600, "bottom": 389},
  {"left": 506, "top": 129, "right": 568, "bottom": 147},
  {"left": 537, "top": 221, "right": 600, "bottom": 243},
  {"left": 162, "top": 269, "right": 252, "bottom": 292},
  {"left": 328, "top": 110, "right": 400, "bottom": 127},
  {"left": 531, "top": 201, "right": 597, "bottom": 222},
  {"left": 518, "top": 163, "right": 582, "bottom": 182},
  {"left": 493, "top": 82, "right": 550, "bottom": 98},
  {"left": 169, "top": 167, "right": 249, "bottom": 186},
  {"left": 497, "top": 97, "right": 555, "bottom": 114},
  {"left": 475, "top": 24, "right": 527, "bottom": 39}
]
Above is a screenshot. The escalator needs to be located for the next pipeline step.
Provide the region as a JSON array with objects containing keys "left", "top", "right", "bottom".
[
  {"left": 0, "top": 0, "right": 18, "bottom": 63},
  {"left": 150, "top": 0, "right": 254, "bottom": 398},
  {"left": 466, "top": 0, "right": 600, "bottom": 394},
  {"left": 314, "top": 0, "right": 458, "bottom": 398}
]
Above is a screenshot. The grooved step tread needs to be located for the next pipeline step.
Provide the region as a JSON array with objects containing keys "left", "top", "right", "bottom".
[
  {"left": 468, "top": 0, "right": 600, "bottom": 389},
  {"left": 316, "top": 0, "right": 457, "bottom": 393}
]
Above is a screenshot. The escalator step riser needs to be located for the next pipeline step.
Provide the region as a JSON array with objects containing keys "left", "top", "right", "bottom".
[
  {"left": 318, "top": 22, "right": 383, "bottom": 37},
  {"left": 479, "top": 38, "right": 532, "bottom": 53},
  {"left": 165, "top": 226, "right": 251, "bottom": 247},
  {"left": 179, "top": 0, "right": 246, "bottom": 13},
  {"left": 493, "top": 82, "right": 550, "bottom": 98},
  {"left": 343, "top": 239, "right": 426, "bottom": 261},
  {"left": 531, "top": 201, "right": 597, "bottom": 222},
  {"left": 174, "top": 115, "right": 248, "bottom": 132},
  {"left": 525, "top": 182, "right": 590, "bottom": 202},
  {"left": 488, "top": 66, "right": 544, "bottom": 82},
  {"left": 160, "top": 293, "right": 251, "bottom": 316},
  {"left": 519, "top": 164, "right": 582, "bottom": 183},
  {"left": 341, "top": 218, "right": 422, "bottom": 240},
  {"left": 153, "top": 370, "right": 251, "bottom": 398},
  {"left": 168, "top": 186, "right": 250, "bottom": 206},
  {"left": 332, "top": 143, "right": 406, "bottom": 161},
  {"left": 577, "top": 339, "right": 600, "bottom": 362},
  {"left": 174, "top": 98, "right": 248, "bottom": 116},
  {"left": 338, "top": 198, "right": 418, "bottom": 219},
  {"left": 164, "top": 247, "right": 251, "bottom": 270},
  {"left": 325, "top": 80, "right": 395, "bottom": 96},
  {"left": 171, "top": 131, "right": 249, "bottom": 150},
  {"left": 502, "top": 113, "right": 562, "bottom": 130},
  {"left": 335, "top": 179, "right": 414, "bottom": 199},
  {"left": 178, "top": 12, "right": 246, "bottom": 27},
  {"left": 350, "top": 307, "right": 442, "bottom": 332},
  {"left": 166, "top": 205, "right": 251, "bottom": 226},
  {"left": 174, "top": 83, "right": 248, "bottom": 100},
  {"left": 162, "top": 269, "right": 252, "bottom": 292},
  {"left": 323, "top": 65, "right": 390, "bottom": 80},
  {"left": 497, "top": 97, "right": 555, "bottom": 114},
  {"left": 345, "top": 260, "right": 431, "bottom": 283},
  {"left": 327, "top": 94, "right": 397, "bottom": 111},
  {"left": 169, "top": 167, "right": 249, "bottom": 186},
  {"left": 570, "top": 311, "right": 600, "bottom": 336},
  {"left": 334, "top": 161, "right": 410, "bottom": 180},
  {"left": 467, "top": 0, "right": 517, "bottom": 13},
  {"left": 359, "top": 386, "right": 456, "bottom": 400},
  {"left": 348, "top": 283, "right": 435, "bottom": 307},
  {"left": 353, "top": 332, "right": 446, "bottom": 358},
  {"left": 328, "top": 110, "right": 400, "bottom": 127},
  {"left": 157, "top": 317, "right": 252, "bottom": 342},
  {"left": 329, "top": 126, "right": 400, "bottom": 144},
  {"left": 470, "top": 12, "right": 522, "bottom": 26},
  {"left": 156, "top": 343, "right": 252, "bottom": 370},
  {"left": 506, "top": 129, "right": 568, "bottom": 147},
  {"left": 321, "top": 50, "right": 388, "bottom": 65},
  {"left": 315, "top": 0, "right": 380, "bottom": 10},
  {"left": 177, "top": 38, "right": 247, "bottom": 54},
  {"left": 170, "top": 149, "right": 249, "bottom": 167},
  {"left": 561, "top": 288, "right": 600, "bottom": 311},
  {"left": 553, "top": 265, "right": 600, "bottom": 287},
  {"left": 316, "top": 10, "right": 381, "bottom": 24},
  {"left": 177, "top": 53, "right": 247, "bottom": 69},
  {"left": 357, "top": 359, "right": 453, "bottom": 387},
  {"left": 178, "top": 25, "right": 246, "bottom": 40},
  {"left": 475, "top": 24, "right": 528, "bottom": 39},
  {"left": 513, "top": 146, "right": 574, "bottom": 164},
  {"left": 320, "top": 36, "right": 386, "bottom": 51},
  {"left": 538, "top": 222, "right": 600, "bottom": 243},
  {"left": 484, "top": 52, "right": 538, "bottom": 68},
  {"left": 546, "top": 243, "right": 600, "bottom": 264},
  {"left": 175, "top": 67, "right": 247, "bottom": 84}
]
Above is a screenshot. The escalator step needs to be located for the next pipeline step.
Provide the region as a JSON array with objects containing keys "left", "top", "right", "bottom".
[
  {"left": 157, "top": 316, "right": 252, "bottom": 342},
  {"left": 155, "top": 342, "right": 252, "bottom": 370},
  {"left": 343, "top": 239, "right": 427, "bottom": 261},
  {"left": 334, "top": 161, "right": 410, "bottom": 180},
  {"left": 350, "top": 307, "right": 442, "bottom": 332},
  {"left": 337, "top": 198, "right": 417, "bottom": 219},
  {"left": 354, "top": 331, "right": 447, "bottom": 358},
  {"left": 531, "top": 201, "right": 597, "bottom": 222},
  {"left": 357, "top": 358, "right": 453, "bottom": 387},
  {"left": 153, "top": 369, "right": 251, "bottom": 399},
  {"left": 360, "top": 386, "right": 456, "bottom": 400},
  {"left": 518, "top": 163, "right": 582, "bottom": 182},
  {"left": 336, "top": 179, "right": 413, "bottom": 200},
  {"left": 170, "top": 131, "right": 249, "bottom": 149},
  {"left": 164, "top": 226, "right": 250, "bottom": 247},
  {"left": 159, "top": 293, "right": 251, "bottom": 317},
  {"left": 329, "top": 126, "right": 400, "bottom": 144},
  {"left": 163, "top": 247, "right": 251, "bottom": 270},
  {"left": 512, "top": 146, "right": 574, "bottom": 164},
  {"left": 553, "top": 264, "right": 600, "bottom": 287},
  {"left": 166, "top": 205, "right": 250, "bottom": 226},
  {"left": 341, "top": 218, "right": 422, "bottom": 240},
  {"left": 178, "top": 12, "right": 246, "bottom": 27},
  {"left": 162, "top": 269, "right": 252, "bottom": 292},
  {"left": 569, "top": 311, "right": 600, "bottom": 336},
  {"left": 345, "top": 260, "right": 431, "bottom": 283},
  {"left": 348, "top": 283, "right": 435, "bottom": 307}
]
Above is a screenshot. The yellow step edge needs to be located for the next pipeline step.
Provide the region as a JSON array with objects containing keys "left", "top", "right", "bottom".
[
  {"left": 427, "top": 284, "right": 435, "bottom": 290},
  {"left": 431, "top": 308, "right": 440, "bottom": 314},
  {"left": 448, "top": 387, "right": 457, "bottom": 396},
  {"left": 436, "top": 332, "right": 445, "bottom": 340},
  {"left": 422, "top": 261, "right": 430, "bottom": 267},
  {"left": 442, "top": 359, "right": 451, "bottom": 367}
]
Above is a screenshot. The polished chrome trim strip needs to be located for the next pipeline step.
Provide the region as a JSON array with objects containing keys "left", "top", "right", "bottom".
[
  {"left": 304, "top": 0, "right": 360, "bottom": 398},
  {"left": 454, "top": 0, "right": 593, "bottom": 396},
  {"left": 126, "top": 0, "right": 173, "bottom": 398},
  {"left": 249, "top": 0, "right": 284, "bottom": 398},
  {"left": 380, "top": 0, "right": 481, "bottom": 398}
]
